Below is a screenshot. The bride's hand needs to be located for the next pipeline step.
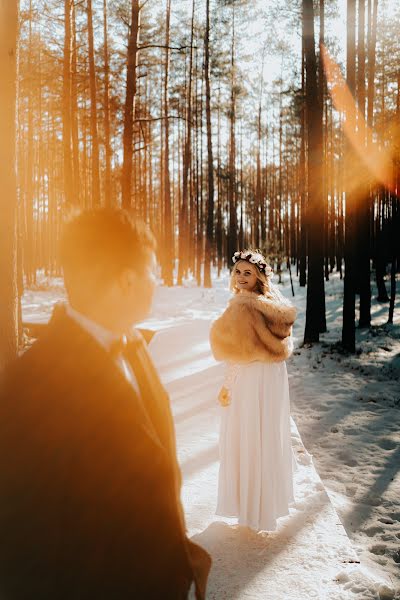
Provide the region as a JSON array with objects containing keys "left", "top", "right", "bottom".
[{"left": 218, "top": 386, "right": 231, "bottom": 407}]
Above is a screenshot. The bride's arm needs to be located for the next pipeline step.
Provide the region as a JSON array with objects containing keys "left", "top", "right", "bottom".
[{"left": 217, "top": 362, "right": 240, "bottom": 406}]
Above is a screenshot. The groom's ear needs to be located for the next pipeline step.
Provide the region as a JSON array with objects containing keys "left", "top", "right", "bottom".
[{"left": 119, "top": 267, "right": 136, "bottom": 295}]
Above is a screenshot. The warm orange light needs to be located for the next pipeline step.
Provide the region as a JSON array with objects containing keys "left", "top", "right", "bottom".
[{"left": 321, "top": 44, "right": 396, "bottom": 194}]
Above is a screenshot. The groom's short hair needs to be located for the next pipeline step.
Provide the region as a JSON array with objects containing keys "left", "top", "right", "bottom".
[{"left": 60, "top": 208, "right": 156, "bottom": 305}]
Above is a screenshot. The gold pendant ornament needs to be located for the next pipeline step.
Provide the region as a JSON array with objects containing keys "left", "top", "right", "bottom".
[{"left": 218, "top": 386, "right": 231, "bottom": 407}]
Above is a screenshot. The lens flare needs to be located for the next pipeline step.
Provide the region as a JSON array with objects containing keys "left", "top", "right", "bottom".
[{"left": 321, "top": 44, "right": 396, "bottom": 195}]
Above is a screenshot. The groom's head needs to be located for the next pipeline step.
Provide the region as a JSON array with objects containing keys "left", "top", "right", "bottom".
[{"left": 60, "top": 208, "right": 157, "bottom": 332}]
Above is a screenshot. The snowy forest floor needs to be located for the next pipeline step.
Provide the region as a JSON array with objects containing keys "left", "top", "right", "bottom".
[{"left": 22, "top": 269, "right": 400, "bottom": 599}]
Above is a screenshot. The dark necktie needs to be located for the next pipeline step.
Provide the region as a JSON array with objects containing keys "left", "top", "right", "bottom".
[{"left": 109, "top": 334, "right": 162, "bottom": 448}]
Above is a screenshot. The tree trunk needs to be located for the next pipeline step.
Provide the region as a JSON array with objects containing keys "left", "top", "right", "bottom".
[
  {"left": 227, "top": 6, "right": 238, "bottom": 262},
  {"left": 367, "top": 0, "right": 378, "bottom": 135},
  {"left": 299, "top": 36, "right": 307, "bottom": 287},
  {"left": 388, "top": 257, "right": 397, "bottom": 323},
  {"left": 122, "top": 0, "right": 140, "bottom": 209},
  {"left": 203, "top": 0, "right": 214, "bottom": 288},
  {"left": 388, "top": 77, "right": 400, "bottom": 323},
  {"left": 87, "top": 0, "right": 101, "bottom": 206},
  {"left": 357, "top": 0, "right": 372, "bottom": 327},
  {"left": 71, "top": 0, "right": 80, "bottom": 205},
  {"left": 63, "top": 0, "right": 74, "bottom": 206},
  {"left": 319, "top": 0, "right": 330, "bottom": 284},
  {"left": 162, "top": 0, "right": 174, "bottom": 286},
  {"left": 177, "top": 0, "right": 195, "bottom": 284},
  {"left": 195, "top": 49, "right": 204, "bottom": 285},
  {"left": 255, "top": 63, "right": 263, "bottom": 250},
  {"left": 318, "top": 0, "right": 327, "bottom": 330},
  {"left": 337, "top": 121, "right": 345, "bottom": 277},
  {"left": 0, "top": 0, "right": 19, "bottom": 371},
  {"left": 103, "top": 0, "right": 112, "bottom": 207},
  {"left": 303, "top": 0, "right": 325, "bottom": 344},
  {"left": 216, "top": 85, "right": 223, "bottom": 275},
  {"left": 342, "top": 0, "right": 357, "bottom": 352},
  {"left": 24, "top": 0, "right": 35, "bottom": 286}
]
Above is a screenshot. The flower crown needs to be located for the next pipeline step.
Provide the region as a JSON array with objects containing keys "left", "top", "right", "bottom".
[{"left": 232, "top": 251, "right": 272, "bottom": 276}]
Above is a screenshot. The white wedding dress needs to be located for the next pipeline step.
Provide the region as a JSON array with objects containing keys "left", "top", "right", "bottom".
[{"left": 216, "top": 360, "right": 296, "bottom": 532}]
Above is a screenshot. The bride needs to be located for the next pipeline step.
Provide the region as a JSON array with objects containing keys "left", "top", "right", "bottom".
[{"left": 210, "top": 250, "right": 297, "bottom": 532}]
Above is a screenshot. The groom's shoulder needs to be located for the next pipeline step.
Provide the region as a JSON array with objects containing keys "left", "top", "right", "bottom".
[
  {"left": 2, "top": 309, "right": 83, "bottom": 396},
  {"left": 1, "top": 330, "right": 62, "bottom": 396}
]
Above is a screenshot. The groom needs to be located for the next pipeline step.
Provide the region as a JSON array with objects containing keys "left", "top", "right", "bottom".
[{"left": 0, "top": 209, "right": 211, "bottom": 599}]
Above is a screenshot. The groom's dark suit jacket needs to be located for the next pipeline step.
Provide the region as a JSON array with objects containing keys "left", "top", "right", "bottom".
[{"left": 0, "top": 306, "right": 211, "bottom": 599}]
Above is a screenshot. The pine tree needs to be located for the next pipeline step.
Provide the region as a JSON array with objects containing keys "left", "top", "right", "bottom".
[{"left": 0, "top": 0, "right": 19, "bottom": 371}]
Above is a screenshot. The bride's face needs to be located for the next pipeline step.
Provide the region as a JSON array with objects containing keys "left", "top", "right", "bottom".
[{"left": 234, "top": 261, "right": 258, "bottom": 292}]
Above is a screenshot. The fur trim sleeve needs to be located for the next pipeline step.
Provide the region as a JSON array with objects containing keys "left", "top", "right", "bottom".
[{"left": 209, "top": 304, "right": 242, "bottom": 362}]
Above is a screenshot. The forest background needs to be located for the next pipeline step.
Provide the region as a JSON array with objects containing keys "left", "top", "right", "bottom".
[{"left": 0, "top": 0, "right": 399, "bottom": 368}]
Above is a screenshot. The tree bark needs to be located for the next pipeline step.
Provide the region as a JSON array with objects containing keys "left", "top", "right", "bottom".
[
  {"left": 24, "top": 0, "right": 35, "bottom": 286},
  {"left": 122, "top": 0, "right": 140, "bottom": 209},
  {"left": 63, "top": 0, "right": 74, "bottom": 206},
  {"left": 299, "top": 37, "right": 307, "bottom": 287},
  {"left": 367, "top": 0, "right": 378, "bottom": 134},
  {"left": 318, "top": 0, "right": 327, "bottom": 329},
  {"left": 389, "top": 77, "right": 400, "bottom": 323},
  {"left": 0, "top": 0, "right": 19, "bottom": 372},
  {"left": 103, "top": 0, "right": 112, "bottom": 207},
  {"left": 177, "top": 0, "right": 195, "bottom": 284},
  {"left": 254, "top": 61, "right": 263, "bottom": 250},
  {"left": 342, "top": 0, "right": 357, "bottom": 352},
  {"left": 162, "top": 0, "right": 174, "bottom": 286},
  {"left": 87, "top": 0, "right": 101, "bottom": 206},
  {"left": 71, "top": 0, "right": 80, "bottom": 204},
  {"left": 227, "top": 6, "right": 238, "bottom": 263},
  {"left": 216, "top": 85, "right": 223, "bottom": 275},
  {"left": 203, "top": 0, "right": 214, "bottom": 288},
  {"left": 303, "top": 0, "right": 326, "bottom": 344},
  {"left": 357, "top": 0, "right": 372, "bottom": 327}
]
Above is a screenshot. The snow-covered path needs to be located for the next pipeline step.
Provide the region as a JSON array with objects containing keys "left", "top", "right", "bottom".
[{"left": 149, "top": 320, "right": 369, "bottom": 600}]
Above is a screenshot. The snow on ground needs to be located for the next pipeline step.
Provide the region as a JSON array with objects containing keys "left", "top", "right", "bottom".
[
  {"left": 289, "top": 273, "right": 400, "bottom": 596},
  {"left": 22, "top": 268, "right": 400, "bottom": 599}
]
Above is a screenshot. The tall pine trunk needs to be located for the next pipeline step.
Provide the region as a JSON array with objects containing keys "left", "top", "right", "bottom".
[
  {"left": 203, "top": 0, "right": 214, "bottom": 288},
  {"left": 71, "top": 0, "right": 80, "bottom": 204},
  {"left": 227, "top": 6, "right": 238, "bottom": 262},
  {"left": 122, "top": 0, "right": 140, "bottom": 209},
  {"left": 255, "top": 56, "right": 264, "bottom": 250},
  {"left": 162, "top": 0, "right": 174, "bottom": 286},
  {"left": 367, "top": 0, "right": 378, "bottom": 136},
  {"left": 0, "top": 0, "right": 19, "bottom": 371},
  {"left": 388, "top": 76, "right": 399, "bottom": 323},
  {"left": 303, "top": 0, "right": 325, "bottom": 344},
  {"left": 357, "top": 0, "right": 372, "bottom": 327},
  {"left": 24, "top": 0, "right": 35, "bottom": 286},
  {"left": 320, "top": 0, "right": 329, "bottom": 284},
  {"left": 318, "top": 0, "right": 327, "bottom": 330},
  {"left": 87, "top": 0, "right": 101, "bottom": 205},
  {"left": 103, "top": 0, "right": 112, "bottom": 207},
  {"left": 299, "top": 38, "right": 307, "bottom": 287},
  {"left": 342, "top": 0, "right": 357, "bottom": 352},
  {"left": 63, "top": 0, "right": 74, "bottom": 206},
  {"left": 177, "top": 0, "right": 195, "bottom": 284}
]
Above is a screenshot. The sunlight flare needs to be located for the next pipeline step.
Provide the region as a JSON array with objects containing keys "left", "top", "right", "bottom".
[{"left": 322, "top": 45, "right": 396, "bottom": 195}]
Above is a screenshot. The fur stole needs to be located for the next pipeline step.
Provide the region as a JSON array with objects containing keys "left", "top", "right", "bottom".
[{"left": 210, "top": 289, "right": 297, "bottom": 364}]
